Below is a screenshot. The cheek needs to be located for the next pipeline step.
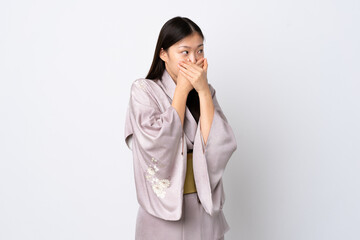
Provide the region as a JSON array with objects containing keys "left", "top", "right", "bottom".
[
  {"left": 170, "top": 60, "right": 181, "bottom": 72},
  {"left": 176, "top": 58, "right": 185, "bottom": 66},
  {"left": 176, "top": 56, "right": 186, "bottom": 63}
]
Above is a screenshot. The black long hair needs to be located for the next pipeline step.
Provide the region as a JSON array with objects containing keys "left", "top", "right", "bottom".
[{"left": 146, "top": 16, "right": 205, "bottom": 123}]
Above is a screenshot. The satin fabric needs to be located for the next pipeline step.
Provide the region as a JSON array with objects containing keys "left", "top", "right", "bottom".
[
  {"left": 135, "top": 193, "right": 228, "bottom": 240},
  {"left": 124, "top": 69, "right": 237, "bottom": 238}
]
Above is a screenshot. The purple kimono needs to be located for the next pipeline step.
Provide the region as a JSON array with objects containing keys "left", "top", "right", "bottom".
[{"left": 124, "top": 69, "right": 237, "bottom": 221}]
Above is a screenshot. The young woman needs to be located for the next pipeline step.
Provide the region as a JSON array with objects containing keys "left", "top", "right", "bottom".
[{"left": 124, "top": 16, "right": 237, "bottom": 240}]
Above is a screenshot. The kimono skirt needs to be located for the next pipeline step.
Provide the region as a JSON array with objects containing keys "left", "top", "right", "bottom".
[{"left": 135, "top": 151, "right": 230, "bottom": 240}]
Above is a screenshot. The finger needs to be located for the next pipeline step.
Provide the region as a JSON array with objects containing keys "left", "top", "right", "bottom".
[
  {"left": 180, "top": 61, "right": 201, "bottom": 74},
  {"left": 179, "top": 68, "right": 193, "bottom": 81},
  {"left": 197, "top": 61, "right": 204, "bottom": 68},
  {"left": 178, "top": 65, "right": 194, "bottom": 80},
  {"left": 189, "top": 60, "right": 204, "bottom": 72},
  {"left": 179, "top": 61, "right": 198, "bottom": 75},
  {"left": 178, "top": 68, "right": 189, "bottom": 80},
  {"left": 196, "top": 58, "right": 205, "bottom": 65},
  {"left": 178, "top": 63, "right": 195, "bottom": 77},
  {"left": 203, "top": 58, "right": 208, "bottom": 71}
]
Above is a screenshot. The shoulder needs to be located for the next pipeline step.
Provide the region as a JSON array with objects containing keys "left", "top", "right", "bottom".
[
  {"left": 129, "top": 78, "right": 162, "bottom": 107},
  {"left": 131, "top": 78, "right": 150, "bottom": 92},
  {"left": 131, "top": 78, "right": 160, "bottom": 93}
]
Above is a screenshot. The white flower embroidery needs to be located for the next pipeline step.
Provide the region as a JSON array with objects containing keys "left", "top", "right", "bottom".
[
  {"left": 145, "top": 156, "right": 171, "bottom": 199},
  {"left": 134, "top": 79, "right": 146, "bottom": 91},
  {"left": 147, "top": 167, "right": 155, "bottom": 175}
]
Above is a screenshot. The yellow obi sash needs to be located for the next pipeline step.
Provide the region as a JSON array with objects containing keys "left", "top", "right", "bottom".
[{"left": 184, "top": 152, "right": 197, "bottom": 194}]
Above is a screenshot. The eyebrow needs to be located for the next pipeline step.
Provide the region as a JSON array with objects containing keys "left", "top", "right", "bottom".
[{"left": 178, "top": 44, "right": 204, "bottom": 49}]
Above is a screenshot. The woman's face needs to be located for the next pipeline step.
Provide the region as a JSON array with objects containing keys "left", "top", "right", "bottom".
[{"left": 160, "top": 32, "right": 204, "bottom": 83}]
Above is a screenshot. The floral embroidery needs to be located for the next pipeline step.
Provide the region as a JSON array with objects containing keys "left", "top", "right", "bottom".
[
  {"left": 145, "top": 156, "right": 171, "bottom": 198},
  {"left": 134, "top": 79, "right": 146, "bottom": 91}
]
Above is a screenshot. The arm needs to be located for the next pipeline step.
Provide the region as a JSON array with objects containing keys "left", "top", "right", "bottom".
[
  {"left": 198, "top": 85, "right": 214, "bottom": 146},
  {"left": 171, "top": 86, "right": 189, "bottom": 128},
  {"left": 125, "top": 79, "right": 187, "bottom": 220},
  {"left": 192, "top": 84, "right": 237, "bottom": 215}
]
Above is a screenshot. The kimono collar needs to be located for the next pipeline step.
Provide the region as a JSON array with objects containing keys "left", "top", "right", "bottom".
[{"left": 160, "top": 68, "right": 177, "bottom": 101}]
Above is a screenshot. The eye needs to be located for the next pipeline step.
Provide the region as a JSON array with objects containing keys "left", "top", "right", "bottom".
[
  {"left": 181, "top": 50, "right": 189, "bottom": 54},
  {"left": 198, "top": 49, "right": 204, "bottom": 54}
]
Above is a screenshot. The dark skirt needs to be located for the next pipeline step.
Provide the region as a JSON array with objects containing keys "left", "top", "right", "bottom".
[{"left": 135, "top": 192, "right": 230, "bottom": 240}]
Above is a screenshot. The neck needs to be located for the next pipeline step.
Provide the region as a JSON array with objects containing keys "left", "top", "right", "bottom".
[{"left": 165, "top": 67, "right": 177, "bottom": 85}]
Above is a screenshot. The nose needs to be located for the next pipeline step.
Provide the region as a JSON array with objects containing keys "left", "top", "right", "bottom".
[{"left": 187, "top": 56, "right": 196, "bottom": 63}]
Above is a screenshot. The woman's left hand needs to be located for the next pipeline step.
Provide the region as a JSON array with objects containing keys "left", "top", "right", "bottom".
[{"left": 178, "top": 57, "right": 209, "bottom": 94}]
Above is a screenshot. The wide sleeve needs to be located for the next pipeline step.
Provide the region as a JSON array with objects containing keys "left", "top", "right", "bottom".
[
  {"left": 124, "top": 78, "right": 187, "bottom": 221},
  {"left": 192, "top": 84, "right": 237, "bottom": 216}
]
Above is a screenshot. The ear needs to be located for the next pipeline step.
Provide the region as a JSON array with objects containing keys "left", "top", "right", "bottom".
[{"left": 159, "top": 48, "right": 168, "bottom": 62}]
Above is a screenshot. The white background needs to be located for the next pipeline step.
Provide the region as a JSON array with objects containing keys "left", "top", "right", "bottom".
[{"left": 1, "top": 0, "right": 359, "bottom": 239}]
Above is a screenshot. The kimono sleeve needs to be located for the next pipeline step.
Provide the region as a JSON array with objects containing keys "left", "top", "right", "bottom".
[
  {"left": 124, "top": 78, "right": 187, "bottom": 221},
  {"left": 192, "top": 84, "right": 238, "bottom": 215}
]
